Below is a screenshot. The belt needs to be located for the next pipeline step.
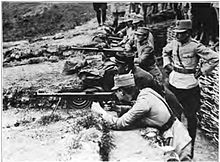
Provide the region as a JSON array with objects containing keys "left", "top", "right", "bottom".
[
  {"left": 173, "top": 66, "right": 196, "bottom": 74},
  {"left": 160, "top": 116, "right": 176, "bottom": 132}
]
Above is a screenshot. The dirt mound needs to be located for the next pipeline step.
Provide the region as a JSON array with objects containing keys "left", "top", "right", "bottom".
[{"left": 2, "top": 2, "right": 95, "bottom": 42}]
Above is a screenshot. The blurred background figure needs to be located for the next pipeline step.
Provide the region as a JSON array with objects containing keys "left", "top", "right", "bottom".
[
  {"left": 93, "top": 3, "right": 107, "bottom": 27},
  {"left": 141, "top": 3, "right": 154, "bottom": 25},
  {"left": 191, "top": 3, "right": 219, "bottom": 45},
  {"left": 111, "top": 2, "right": 127, "bottom": 28},
  {"left": 129, "top": 3, "right": 141, "bottom": 14}
]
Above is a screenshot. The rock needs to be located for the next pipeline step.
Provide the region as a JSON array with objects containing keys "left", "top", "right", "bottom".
[
  {"left": 46, "top": 46, "right": 58, "bottom": 53},
  {"left": 49, "top": 56, "right": 59, "bottom": 62},
  {"left": 27, "top": 57, "right": 48, "bottom": 64},
  {"left": 14, "top": 122, "right": 20, "bottom": 127},
  {"left": 62, "top": 50, "right": 72, "bottom": 57},
  {"left": 53, "top": 33, "right": 64, "bottom": 40}
]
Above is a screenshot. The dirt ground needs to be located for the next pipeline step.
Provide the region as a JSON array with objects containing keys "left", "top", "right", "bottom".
[
  {"left": 2, "top": 17, "right": 219, "bottom": 162},
  {"left": 2, "top": 60, "right": 219, "bottom": 162}
]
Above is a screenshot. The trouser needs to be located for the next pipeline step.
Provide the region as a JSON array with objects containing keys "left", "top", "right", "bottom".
[
  {"left": 96, "top": 9, "right": 106, "bottom": 25},
  {"left": 167, "top": 84, "right": 201, "bottom": 158},
  {"left": 94, "top": 4, "right": 107, "bottom": 25},
  {"left": 164, "top": 86, "right": 183, "bottom": 120},
  {"left": 112, "top": 11, "right": 125, "bottom": 28}
]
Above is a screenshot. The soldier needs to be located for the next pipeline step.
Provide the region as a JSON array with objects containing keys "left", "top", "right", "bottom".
[
  {"left": 125, "top": 27, "right": 163, "bottom": 84},
  {"left": 114, "top": 51, "right": 183, "bottom": 119},
  {"left": 162, "top": 19, "right": 219, "bottom": 158},
  {"left": 132, "top": 16, "right": 145, "bottom": 30},
  {"left": 117, "top": 19, "right": 133, "bottom": 38},
  {"left": 141, "top": 3, "right": 154, "bottom": 25},
  {"left": 93, "top": 3, "right": 107, "bottom": 27},
  {"left": 116, "top": 19, "right": 134, "bottom": 47},
  {"left": 91, "top": 73, "right": 192, "bottom": 161},
  {"left": 111, "top": 2, "right": 127, "bottom": 28}
]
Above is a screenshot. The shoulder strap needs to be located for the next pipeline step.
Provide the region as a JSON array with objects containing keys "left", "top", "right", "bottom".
[
  {"left": 147, "top": 89, "right": 175, "bottom": 117},
  {"left": 176, "top": 43, "right": 185, "bottom": 69}
]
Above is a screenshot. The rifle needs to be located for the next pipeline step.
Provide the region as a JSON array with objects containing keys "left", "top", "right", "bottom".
[
  {"left": 108, "top": 36, "right": 123, "bottom": 41},
  {"left": 70, "top": 47, "right": 124, "bottom": 57},
  {"left": 70, "top": 46, "right": 124, "bottom": 52},
  {"left": 35, "top": 91, "right": 116, "bottom": 110}
]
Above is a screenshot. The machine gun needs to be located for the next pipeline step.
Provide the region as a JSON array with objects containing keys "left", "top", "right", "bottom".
[
  {"left": 35, "top": 90, "right": 116, "bottom": 110},
  {"left": 70, "top": 46, "right": 124, "bottom": 57}
]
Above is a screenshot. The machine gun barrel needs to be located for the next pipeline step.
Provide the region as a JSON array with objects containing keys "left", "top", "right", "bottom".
[{"left": 36, "top": 91, "right": 116, "bottom": 100}]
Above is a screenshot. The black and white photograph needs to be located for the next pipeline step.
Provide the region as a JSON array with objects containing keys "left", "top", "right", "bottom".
[{"left": 2, "top": 1, "right": 219, "bottom": 162}]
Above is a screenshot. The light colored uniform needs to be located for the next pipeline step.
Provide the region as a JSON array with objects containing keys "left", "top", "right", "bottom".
[
  {"left": 102, "top": 88, "right": 191, "bottom": 159},
  {"left": 162, "top": 37, "right": 218, "bottom": 157},
  {"left": 163, "top": 37, "right": 219, "bottom": 89},
  {"left": 118, "top": 26, "right": 134, "bottom": 45},
  {"left": 103, "top": 88, "right": 171, "bottom": 129}
]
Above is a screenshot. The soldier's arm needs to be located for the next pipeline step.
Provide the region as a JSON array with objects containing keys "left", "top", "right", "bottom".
[
  {"left": 92, "top": 98, "right": 150, "bottom": 130},
  {"left": 162, "top": 41, "right": 174, "bottom": 68},
  {"left": 124, "top": 36, "right": 135, "bottom": 51},
  {"left": 117, "top": 27, "right": 127, "bottom": 38},
  {"left": 196, "top": 43, "right": 219, "bottom": 75},
  {"left": 134, "top": 45, "right": 154, "bottom": 64}
]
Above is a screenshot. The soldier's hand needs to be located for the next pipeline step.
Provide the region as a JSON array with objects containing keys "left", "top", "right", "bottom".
[
  {"left": 194, "top": 69, "right": 202, "bottom": 79},
  {"left": 164, "top": 64, "right": 173, "bottom": 75},
  {"left": 91, "top": 102, "right": 107, "bottom": 116}
]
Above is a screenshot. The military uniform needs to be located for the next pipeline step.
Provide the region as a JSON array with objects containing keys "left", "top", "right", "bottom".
[
  {"left": 93, "top": 3, "right": 107, "bottom": 26},
  {"left": 96, "top": 87, "right": 192, "bottom": 161},
  {"left": 163, "top": 35, "right": 219, "bottom": 157},
  {"left": 125, "top": 27, "right": 163, "bottom": 83},
  {"left": 110, "top": 3, "right": 127, "bottom": 28},
  {"left": 132, "top": 66, "right": 183, "bottom": 120},
  {"left": 114, "top": 51, "right": 183, "bottom": 120}
]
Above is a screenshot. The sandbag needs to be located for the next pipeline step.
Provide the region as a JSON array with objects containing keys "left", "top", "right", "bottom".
[
  {"left": 62, "top": 57, "right": 87, "bottom": 75},
  {"left": 78, "top": 68, "right": 105, "bottom": 88}
]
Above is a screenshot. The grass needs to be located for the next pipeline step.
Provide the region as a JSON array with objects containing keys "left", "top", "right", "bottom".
[{"left": 2, "top": 2, "right": 95, "bottom": 42}]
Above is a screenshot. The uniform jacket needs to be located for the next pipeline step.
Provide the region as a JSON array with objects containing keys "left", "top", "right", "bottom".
[
  {"left": 133, "top": 66, "right": 163, "bottom": 95},
  {"left": 162, "top": 37, "right": 219, "bottom": 89},
  {"left": 133, "top": 66, "right": 183, "bottom": 118},
  {"left": 102, "top": 87, "right": 191, "bottom": 155},
  {"left": 125, "top": 32, "right": 156, "bottom": 68},
  {"left": 102, "top": 88, "right": 171, "bottom": 129}
]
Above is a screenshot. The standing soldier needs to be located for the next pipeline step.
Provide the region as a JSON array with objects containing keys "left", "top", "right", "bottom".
[
  {"left": 93, "top": 3, "right": 107, "bottom": 27},
  {"left": 162, "top": 19, "right": 219, "bottom": 158},
  {"left": 125, "top": 27, "right": 163, "bottom": 84},
  {"left": 110, "top": 2, "right": 127, "bottom": 28},
  {"left": 141, "top": 3, "right": 154, "bottom": 25}
]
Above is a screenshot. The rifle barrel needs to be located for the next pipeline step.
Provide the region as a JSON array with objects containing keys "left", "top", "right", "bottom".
[
  {"left": 109, "top": 36, "right": 123, "bottom": 41},
  {"left": 71, "top": 47, "right": 124, "bottom": 52}
]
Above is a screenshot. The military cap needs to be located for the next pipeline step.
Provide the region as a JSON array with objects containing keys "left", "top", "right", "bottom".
[
  {"left": 112, "top": 73, "right": 135, "bottom": 90},
  {"left": 115, "top": 51, "right": 135, "bottom": 64},
  {"left": 173, "top": 19, "right": 192, "bottom": 33},
  {"left": 135, "top": 27, "right": 150, "bottom": 35}
]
